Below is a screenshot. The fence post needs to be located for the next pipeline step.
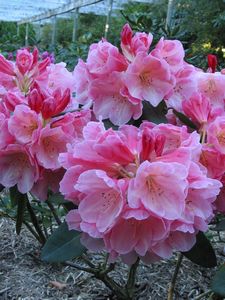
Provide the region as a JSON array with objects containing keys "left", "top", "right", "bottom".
[
  {"left": 25, "top": 23, "right": 29, "bottom": 46},
  {"left": 104, "top": 0, "right": 113, "bottom": 39},
  {"left": 51, "top": 15, "right": 57, "bottom": 48},
  {"left": 17, "top": 24, "right": 20, "bottom": 36},
  {"left": 72, "top": 8, "right": 79, "bottom": 43},
  {"left": 166, "top": 0, "right": 174, "bottom": 31}
]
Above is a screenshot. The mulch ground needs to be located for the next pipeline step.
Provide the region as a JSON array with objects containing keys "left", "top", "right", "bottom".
[{"left": 0, "top": 218, "right": 225, "bottom": 300}]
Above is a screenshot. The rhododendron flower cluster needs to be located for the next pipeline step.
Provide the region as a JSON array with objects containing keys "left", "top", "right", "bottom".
[
  {"left": 0, "top": 47, "right": 91, "bottom": 199},
  {"left": 1, "top": 24, "right": 225, "bottom": 265},
  {"left": 73, "top": 23, "right": 180, "bottom": 125},
  {"left": 60, "top": 121, "right": 221, "bottom": 264}
]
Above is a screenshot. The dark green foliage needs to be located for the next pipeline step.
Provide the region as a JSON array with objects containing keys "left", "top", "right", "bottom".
[
  {"left": 41, "top": 222, "right": 85, "bottom": 262},
  {"left": 211, "top": 265, "right": 225, "bottom": 297},
  {"left": 182, "top": 232, "right": 217, "bottom": 268}
]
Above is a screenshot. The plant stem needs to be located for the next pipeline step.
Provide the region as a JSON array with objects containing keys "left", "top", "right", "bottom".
[
  {"left": 66, "top": 259, "right": 128, "bottom": 299},
  {"left": 26, "top": 199, "right": 46, "bottom": 245},
  {"left": 167, "top": 253, "right": 183, "bottom": 300},
  {"left": 126, "top": 258, "right": 140, "bottom": 299},
  {"left": 194, "top": 290, "right": 213, "bottom": 300},
  {"left": 23, "top": 220, "right": 43, "bottom": 243},
  {"left": 46, "top": 199, "right": 62, "bottom": 225},
  {"left": 81, "top": 254, "right": 96, "bottom": 268}
]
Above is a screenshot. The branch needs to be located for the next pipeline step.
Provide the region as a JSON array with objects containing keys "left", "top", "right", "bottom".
[{"left": 167, "top": 253, "right": 183, "bottom": 300}]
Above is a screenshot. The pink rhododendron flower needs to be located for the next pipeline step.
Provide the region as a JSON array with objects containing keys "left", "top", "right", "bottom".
[
  {"left": 8, "top": 104, "right": 42, "bottom": 144},
  {"left": 214, "top": 175, "right": 225, "bottom": 214},
  {"left": 165, "top": 64, "right": 198, "bottom": 112},
  {"left": 73, "top": 59, "right": 92, "bottom": 106},
  {"left": 200, "top": 146, "right": 225, "bottom": 180},
  {"left": 128, "top": 161, "right": 188, "bottom": 219},
  {"left": 32, "top": 125, "right": 71, "bottom": 170},
  {"left": 121, "top": 23, "right": 153, "bottom": 62},
  {"left": 197, "top": 72, "right": 225, "bottom": 108},
  {"left": 31, "top": 168, "right": 65, "bottom": 201},
  {"left": 86, "top": 40, "right": 127, "bottom": 75},
  {"left": 60, "top": 121, "right": 221, "bottom": 262},
  {"left": 207, "top": 116, "right": 225, "bottom": 154},
  {"left": 207, "top": 54, "right": 217, "bottom": 73},
  {"left": 4, "top": 91, "right": 25, "bottom": 111},
  {"left": 90, "top": 72, "right": 142, "bottom": 125},
  {"left": 151, "top": 37, "right": 185, "bottom": 73},
  {"left": 46, "top": 62, "right": 75, "bottom": 92},
  {"left": 16, "top": 49, "right": 34, "bottom": 75},
  {"left": 124, "top": 52, "right": 174, "bottom": 106},
  {"left": 0, "top": 144, "right": 38, "bottom": 193},
  {"left": 76, "top": 170, "right": 126, "bottom": 234},
  {"left": 0, "top": 113, "right": 15, "bottom": 149},
  {"left": 182, "top": 92, "right": 211, "bottom": 127},
  {"left": 0, "top": 54, "right": 15, "bottom": 76}
]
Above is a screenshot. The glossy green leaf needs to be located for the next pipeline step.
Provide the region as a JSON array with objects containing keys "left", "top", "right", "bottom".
[
  {"left": 213, "top": 219, "right": 225, "bottom": 231},
  {"left": 173, "top": 109, "right": 197, "bottom": 130},
  {"left": 182, "top": 231, "right": 217, "bottom": 268},
  {"left": 9, "top": 185, "right": 20, "bottom": 207},
  {"left": 41, "top": 222, "right": 85, "bottom": 262},
  {"left": 133, "top": 100, "right": 167, "bottom": 127},
  {"left": 211, "top": 265, "right": 225, "bottom": 296},
  {"left": 15, "top": 193, "right": 27, "bottom": 235},
  {"left": 0, "top": 184, "right": 4, "bottom": 193}
]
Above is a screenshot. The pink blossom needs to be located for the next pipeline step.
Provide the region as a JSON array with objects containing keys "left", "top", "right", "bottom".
[
  {"left": 86, "top": 40, "right": 127, "bottom": 75},
  {"left": 31, "top": 168, "right": 65, "bottom": 201},
  {"left": 0, "top": 144, "right": 38, "bottom": 193},
  {"left": 59, "top": 165, "right": 85, "bottom": 203},
  {"left": 128, "top": 161, "right": 188, "bottom": 219},
  {"left": 28, "top": 88, "right": 44, "bottom": 113},
  {"left": 90, "top": 72, "right": 142, "bottom": 125},
  {"left": 124, "top": 52, "right": 174, "bottom": 106},
  {"left": 4, "top": 91, "right": 25, "bottom": 111},
  {"left": 0, "top": 54, "right": 15, "bottom": 76},
  {"left": 61, "top": 121, "right": 222, "bottom": 263},
  {"left": 214, "top": 175, "right": 225, "bottom": 214},
  {"left": 207, "top": 54, "right": 217, "bottom": 73},
  {"left": 207, "top": 116, "right": 225, "bottom": 154},
  {"left": 197, "top": 72, "right": 225, "bottom": 108},
  {"left": 46, "top": 62, "right": 75, "bottom": 92},
  {"left": 0, "top": 113, "right": 15, "bottom": 149},
  {"left": 32, "top": 125, "right": 71, "bottom": 170},
  {"left": 51, "top": 109, "right": 91, "bottom": 139},
  {"left": 16, "top": 49, "right": 33, "bottom": 75},
  {"left": 182, "top": 92, "right": 211, "bottom": 126},
  {"left": 73, "top": 59, "right": 92, "bottom": 106},
  {"left": 200, "top": 146, "right": 225, "bottom": 179},
  {"left": 105, "top": 213, "right": 168, "bottom": 256},
  {"left": 8, "top": 104, "right": 41, "bottom": 144},
  {"left": 121, "top": 23, "right": 153, "bottom": 62},
  {"left": 151, "top": 37, "right": 185, "bottom": 73},
  {"left": 165, "top": 64, "right": 198, "bottom": 112},
  {"left": 75, "top": 170, "right": 125, "bottom": 234}
]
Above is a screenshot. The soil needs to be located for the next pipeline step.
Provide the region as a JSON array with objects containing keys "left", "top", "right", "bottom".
[{"left": 0, "top": 217, "right": 225, "bottom": 300}]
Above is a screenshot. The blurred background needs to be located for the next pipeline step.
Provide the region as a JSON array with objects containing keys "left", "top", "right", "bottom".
[{"left": 1, "top": 0, "right": 225, "bottom": 70}]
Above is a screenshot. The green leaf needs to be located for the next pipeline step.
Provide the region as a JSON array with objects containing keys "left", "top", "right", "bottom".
[
  {"left": 211, "top": 265, "right": 225, "bottom": 296},
  {"left": 182, "top": 231, "right": 217, "bottom": 268},
  {"left": 134, "top": 100, "right": 167, "bottom": 127},
  {"left": 48, "top": 192, "right": 77, "bottom": 211},
  {"left": 0, "top": 184, "right": 4, "bottom": 193},
  {"left": 15, "top": 193, "right": 27, "bottom": 235},
  {"left": 213, "top": 219, "right": 225, "bottom": 231},
  {"left": 9, "top": 185, "right": 20, "bottom": 207},
  {"left": 173, "top": 109, "right": 197, "bottom": 130},
  {"left": 41, "top": 222, "right": 85, "bottom": 262}
]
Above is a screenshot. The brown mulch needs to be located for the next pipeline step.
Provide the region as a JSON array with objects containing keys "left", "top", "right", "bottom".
[{"left": 0, "top": 218, "right": 225, "bottom": 300}]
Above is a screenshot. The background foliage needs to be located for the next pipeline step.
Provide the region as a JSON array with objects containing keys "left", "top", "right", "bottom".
[{"left": 1, "top": 0, "right": 225, "bottom": 70}]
